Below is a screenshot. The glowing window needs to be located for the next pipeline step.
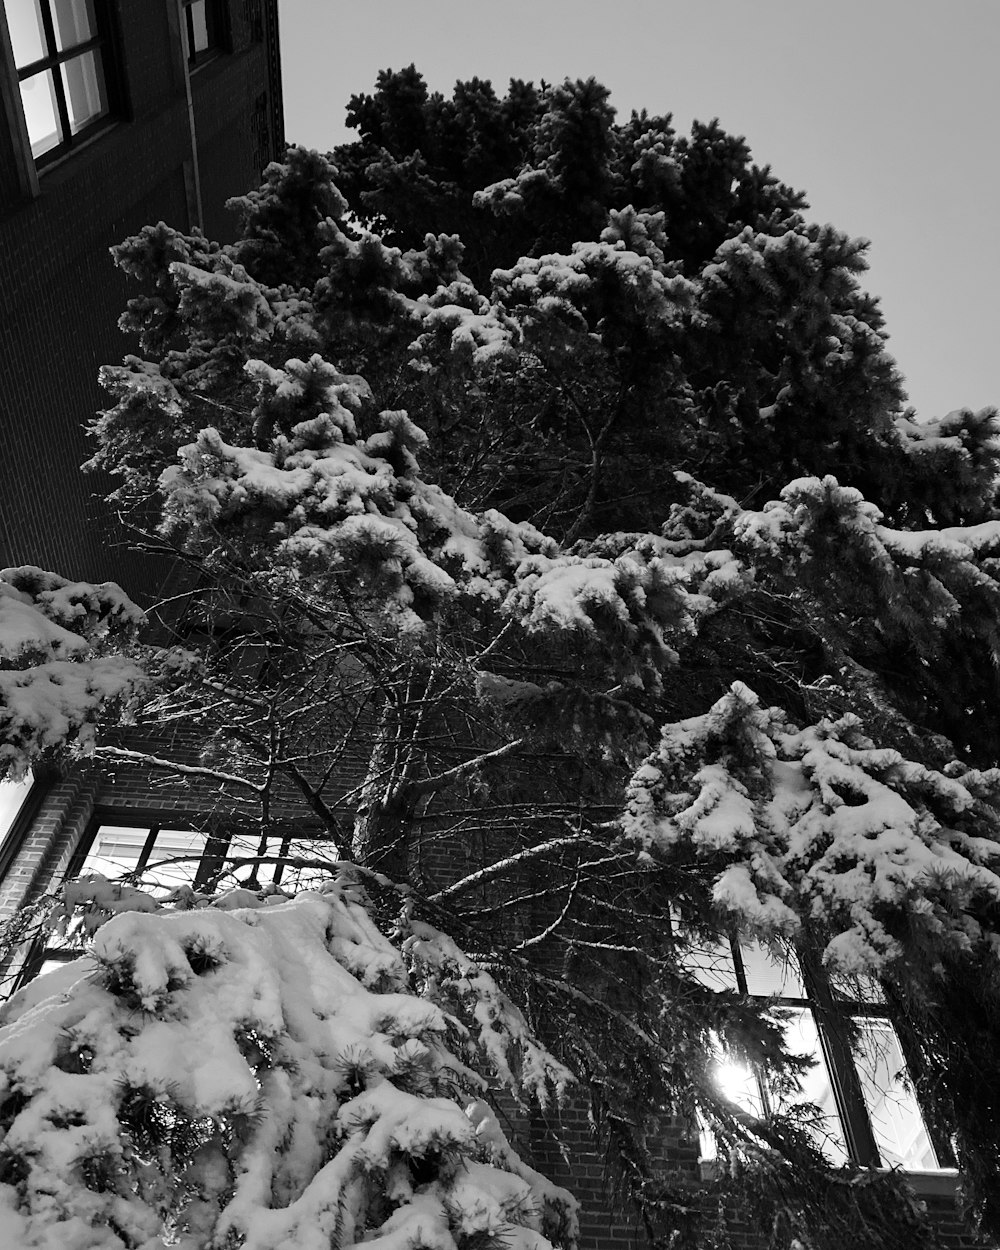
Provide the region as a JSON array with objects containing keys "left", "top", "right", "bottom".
[{"left": 678, "top": 927, "right": 946, "bottom": 1173}]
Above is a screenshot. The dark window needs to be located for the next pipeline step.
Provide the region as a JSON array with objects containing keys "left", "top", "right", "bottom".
[
  {"left": 181, "top": 0, "right": 225, "bottom": 67},
  {"left": 681, "top": 929, "right": 950, "bottom": 1173},
  {"left": 4, "top": 0, "right": 118, "bottom": 164}
]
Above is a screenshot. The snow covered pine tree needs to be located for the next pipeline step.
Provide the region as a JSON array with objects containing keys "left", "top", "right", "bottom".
[{"left": 1, "top": 71, "right": 1000, "bottom": 1249}]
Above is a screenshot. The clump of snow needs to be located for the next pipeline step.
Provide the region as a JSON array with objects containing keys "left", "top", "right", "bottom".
[
  {"left": 0, "top": 570, "right": 145, "bottom": 780},
  {"left": 0, "top": 874, "right": 577, "bottom": 1249},
  {"left": 624, "top": 683, "right": 1000, "bottom": 973}
]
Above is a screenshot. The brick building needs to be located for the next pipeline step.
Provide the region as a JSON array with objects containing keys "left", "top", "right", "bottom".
[{"left": 0, "top": 0, "right": 283, "bottom": 599}]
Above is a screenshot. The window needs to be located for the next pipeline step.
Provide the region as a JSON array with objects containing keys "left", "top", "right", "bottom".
[
  {"left": 78, "top": 821, "right": 211, "bottom": 896},
  {"left": 180, "top": 0, "right": 224, "bottom": 67},
  {"left": 8, "top": 814, "right": 339, "bottom": 992},
  {"left": 0, "top": 774, "right": 34, "bottom": 848},
  {"left": 682, "top": 930, "right": 950, "bottom": 1173},
  {"left": 4, "top": 0, "right": 118, "bottom": 164},
  {"left": 72, "top": 816, "right": 338, "bottom": 896}
]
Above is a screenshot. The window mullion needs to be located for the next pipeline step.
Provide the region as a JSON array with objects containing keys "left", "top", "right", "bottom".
[
  {"left": 52, "top": 35, "right": 104, "bottom": 66},
  {"left": 800, "top": 954, "right": 881, "bottom": 1167},
  {"left": 194, "top": 831, "right": 229, "bottom": 890},
  {"left": 35, "top": 0, "right": 70, "bottom": 148},
  {"left": 36, "top": 0, "right": 58, "bottom": 59},
  {"left": 136, "top": 826, "right": 160, "bottom": 874}
]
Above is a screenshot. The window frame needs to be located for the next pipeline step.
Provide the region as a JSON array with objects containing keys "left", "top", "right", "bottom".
[
  {"left": 179, "top": 0, "right": 227, "bottom": 70},
  {"left": 4, "top": 0, "right": 125, "bottom": 170}
]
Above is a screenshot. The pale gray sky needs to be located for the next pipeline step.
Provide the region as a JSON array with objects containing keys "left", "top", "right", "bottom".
[{"left": 277, "top": 0, "right": 999, "bottom": 422}]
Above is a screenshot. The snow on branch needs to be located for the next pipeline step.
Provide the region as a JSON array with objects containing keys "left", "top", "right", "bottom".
[
  {"left": 0, "top": 569, "right": 146, "bottom": 779},
  {"left": 0, "top": 876, "right": 577, "bottom": 1249},
  {"left": 624, "top": 682, "right": 1000, "bottom": 974}
]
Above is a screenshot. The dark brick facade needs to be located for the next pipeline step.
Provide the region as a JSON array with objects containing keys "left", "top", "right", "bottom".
[{"left": 0, "top": 0, "right": 283, "bottom": 601}]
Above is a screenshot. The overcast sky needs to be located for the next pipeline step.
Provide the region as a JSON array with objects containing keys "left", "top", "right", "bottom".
[{"left": 277, "top": 0, "right": 998, "bottom": 423}]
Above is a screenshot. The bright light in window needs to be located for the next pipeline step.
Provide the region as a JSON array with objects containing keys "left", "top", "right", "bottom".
[{"left": 713, "top": 1058, "right": 763, "bottom": 1115}]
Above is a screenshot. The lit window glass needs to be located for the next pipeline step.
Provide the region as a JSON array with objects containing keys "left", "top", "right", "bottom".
[
  {"left": 5, "top": 0, "right": 114, "bottom": 167},
  {"left": 671, "top": 911, "right": 740, "bottom": 991},
  {"left": 79, "top": 825, "right": 149, "bottom": 877},
  {"left": 61, "top": 46, "right": 106, "bottom": 132},
  {"left": 51, "top": 0, "right": 96, "bottom": 50},
  {"left": 740, "top": 941, "right": 806, "bottom": 998},
  {"left": 773, "top": 1008, "right": 849, "bottom": 1165},
  {"left": 187, "top": 0, "right": 208, "bottom": 57},
  {"left": 0, "top": 774, "right": 33, "bottom": 844},
  {"left": 853, "top": 1018, "right": 938, "bottom": 1171},
  {"left": 20, "top": 68, "right": 62, "bottom": 155},
  {"left": 142, "top": 829, "right": 207, "bottom": 893},
  {"left": 222, "top": 834, "right": 337, "bottom": 891},
  {"left": 6, "top": 0, "right": 46, "bottom": 67},
  {"left": 711, "top": 1049, "right": 765, "bottom": 1118},
  {"left": 275, "top": 839, "right": 337, "bottom": 890},
  {"left": 831, "top": 972, "right": 886, "bottom": 1005},
  {"left": 78, "top": 824, "right": 207, "bottom": 896}
]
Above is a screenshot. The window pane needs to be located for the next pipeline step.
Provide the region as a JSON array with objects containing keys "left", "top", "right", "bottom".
[
  {"left": 0, "top": 775, "right": 33, "bottom": 845},
  {"left": 37, "top": 954, "right": 79, "bottom": 977},
  {"left": 830, "top": 972, "right": 886, "bottom": 1006},
  {"left": 671, "top": 913, "right": 739, "bottom": 991},
  {"left": 222, "top": 835, "right": 337, "bottom": 891},
  {"left": 852, "top": 1018, "right": 940, "bottom": 1171},
  {"left": 52, "top": 0, "right": 96, "bottom": 50},
  {"left": 773, "top": 1009, "right": 850, "bottom": 1166},
  {"left": 278, "top": 839, "right": 338, "bottom": 891},
  {"left": 740, "top": 942, "right": 806, "bottom": 998},
  {"left": 144, "top": 828, "right": 207, "bottom": 893},
  {"left": 61, "top": 46, "right": 106, "bottom": 133},
  {"left": 188, "top": 0, "right": 209, "bottom": 55},
  {"left": 222, "top": 832, "right": 281, "bottom": 886},
  {"left": 19, "top": 69, "right": 62, "bottom": 155},
  {"left": 6, "top": 0, "right": 47, "bottom": 68},
  {"left": 79, "top": 825, "right": 150, "bottom": 878}
]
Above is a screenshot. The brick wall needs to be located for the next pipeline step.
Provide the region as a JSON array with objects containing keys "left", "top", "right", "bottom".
[{"left": 0, "top": 0, "right": 283, "bottom": 600}]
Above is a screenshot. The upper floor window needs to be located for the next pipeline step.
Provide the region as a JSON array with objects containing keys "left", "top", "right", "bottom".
[
  {"left": 4, "top": 0, "right": 116, "bottom": 163},
  {"left": 682, "top": 929, "right": 951, "bottom": 1174},
  {"left": 181, "top": 0, "right": 224, "bottom": 67}
]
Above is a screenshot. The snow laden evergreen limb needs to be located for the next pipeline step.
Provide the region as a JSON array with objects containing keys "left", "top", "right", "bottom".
[
  {"left": 734, "top": 473, "right": 1000, "bottom": 764},
  {"left": 79, "top": 125, "right": 1000, "bottom": 1246},
  {"left": 0, "top": 875, "right": 577, "bottom": 1250},
  {"left": 621, "top": 680, "right": 1000, "bottom": 1231},
  {"left": 0, "top": 569, "right": 145, "bottom": 779},
  {"left": 623, "top": 681, "right": 1000, "bottom": 973},
  {"left": 891, "top": 404, "right": 1000, "bottom": 527},
  {"left": 147, "top": 350, "right": 738, "bottom": 686}
]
